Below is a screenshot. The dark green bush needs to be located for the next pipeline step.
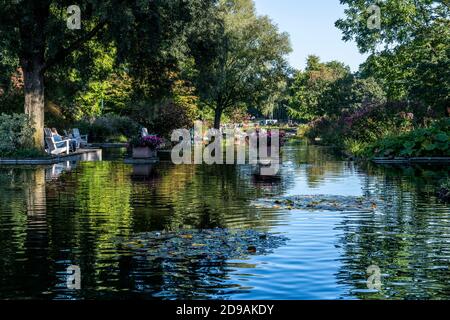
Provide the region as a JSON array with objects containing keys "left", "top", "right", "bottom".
[
  {"left": 306, "top": 101, "right": 426, "bottom": 147},
  {"left": 0, "top": 113, "right": 45, "bottom": 158},
  {"left": 75, "top": 114, "right": 141, "bottom": 143},
  {"left": 365, "top": 118, "right": 449, "bottom": 158},
  {"left": 150, "top": 101, "right": 196, "bottom": 139}
]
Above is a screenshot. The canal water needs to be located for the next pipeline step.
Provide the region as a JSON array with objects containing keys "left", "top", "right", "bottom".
[{"left": 0, "top": 142, "right": 449, "bottom": 299}]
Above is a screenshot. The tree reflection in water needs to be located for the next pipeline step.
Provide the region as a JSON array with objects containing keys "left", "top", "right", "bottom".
[
  {"left": 336, "top": 164, "right": 450, "bottom": 299},
  {"left": 0, "top": 159, "right": 291, "bottom": 299},
  {"left": 0, "top": 144, "right": 448, "bottom": 299}
]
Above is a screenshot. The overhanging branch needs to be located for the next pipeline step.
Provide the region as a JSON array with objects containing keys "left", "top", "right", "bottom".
[{"left": 43, "top": 20, "right": 107, "bottom": 72}]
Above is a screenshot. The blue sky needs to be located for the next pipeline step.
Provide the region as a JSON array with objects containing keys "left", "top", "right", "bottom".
[{"left": 253, "top": 0, "right": 368, "bottom": 71}]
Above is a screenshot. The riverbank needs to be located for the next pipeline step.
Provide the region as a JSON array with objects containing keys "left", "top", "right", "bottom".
[{"left": 299, "top": 118, "right": 449, "bottom": 162}]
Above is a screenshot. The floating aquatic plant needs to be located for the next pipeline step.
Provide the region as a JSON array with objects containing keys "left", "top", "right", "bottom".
[
  {"left": 252, "top": 195, "right": 382, "bottom": 212},
  {"left": 117, "top": 229, "right": 288, "bottom": 265}
]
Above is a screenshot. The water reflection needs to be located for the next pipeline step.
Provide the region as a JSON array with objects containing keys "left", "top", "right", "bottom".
[
  {"left": 46, "top": 161, "right": 76, "bottom": 180},
  {"left": 131, "top": 164, "right": 158, "bottom": 179},
  {"left": 0, "top": 167, "right": 49, "bottom": 297},
  {"left": 335, "top": 164, "right": 450, "bottom": 300},
  {"left": 0, "top": 143, "right": 449, "bottom": 299}
]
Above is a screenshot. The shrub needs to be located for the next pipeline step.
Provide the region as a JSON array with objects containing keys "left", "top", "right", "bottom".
[
  {"left": 305, "top": 116, "right": 341, "bottom": 145},
  {"left": 75, "top": 114, "right": 141, "bottom": 143},
  {"left": 365, "top": 118, "right": 449, "bottom": 158},
  {"left": 337, "top": 102, "right": 418, "bottom": 143},
  {"left": 343, "top": 139, "right": 371, "bottom": 157},
  {"left": 0, "top": 113, "right": 43, "bottom": 157},
  {"left": 150, "top": 101, "right": 196, "bottom": 139},
  {"left": 305, "top": 101, "right": 433, "bottom": 147},
  {"left": 296, "top": 124, "right": 310, "bottom": 138}
]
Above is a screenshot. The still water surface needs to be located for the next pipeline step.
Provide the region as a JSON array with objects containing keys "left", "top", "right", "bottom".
[{"left": 0, "top": 143, "right": 449, "bottom": 299}]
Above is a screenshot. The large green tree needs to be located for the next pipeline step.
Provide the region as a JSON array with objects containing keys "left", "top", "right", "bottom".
[
  {"left": 0, "top": 0, "right": 213, "bottom": 148},
  {"left": 336, "top": 0, "right": 450, "bottom": 115},
  {"left": 191, "top": 0, "right": 291, "bottom": 128},
  {"left": 288, "top": 55, "right": 350, "bottom": 121},
  {"left": 320, "top": 75, "right": 386, "bottom": 116}
]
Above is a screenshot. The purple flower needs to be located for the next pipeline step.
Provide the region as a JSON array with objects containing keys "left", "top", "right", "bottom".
[{"left": 131, "top": 135, "right": 164, "bottom": 150}]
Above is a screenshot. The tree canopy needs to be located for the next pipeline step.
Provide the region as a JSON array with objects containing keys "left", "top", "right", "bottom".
[
  {"left": 191, "top": 0, "right": 292, "bottom": 128},
  {"left": 288, "top": 55, "right": 352, "bottom": 121},
  {"left": 0, "top": 0, "right": 218, "bottom": 147},
  {"left": 336, "top": 0, "right": 450, "bottom": 115}
]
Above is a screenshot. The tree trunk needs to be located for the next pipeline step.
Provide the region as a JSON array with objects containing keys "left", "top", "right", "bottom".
[
  {"left": 24, "top": 168, "right": 47, "bottom": 216},
  {"left": 22, "top": 58, "right": 45, "bottom": 149},
  {"left": 214, "top": 108, "right": 223, "bottom": 129}
]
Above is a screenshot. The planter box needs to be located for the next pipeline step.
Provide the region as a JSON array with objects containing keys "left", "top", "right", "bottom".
[{"left": 132, "top": 147, "right": 157, "bottom": 159}]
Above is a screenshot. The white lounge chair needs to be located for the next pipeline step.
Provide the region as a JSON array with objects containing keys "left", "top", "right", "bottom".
[
  {"left": 45, "top": 135, "right": 70, "bottom": 155},
  {"left": 44, "top": 128, "right": 52, "bottom": 139},
  {"left": 72, "top": 128, "right": 88, "bottom": 147}
]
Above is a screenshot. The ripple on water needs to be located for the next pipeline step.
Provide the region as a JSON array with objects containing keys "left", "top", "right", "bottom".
[{"left": 0, "top": 144, "right": 449, "bottom": 299}]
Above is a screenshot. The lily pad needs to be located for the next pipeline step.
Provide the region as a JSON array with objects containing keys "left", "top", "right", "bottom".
[
  {"left": 117, "top": 229, "right": 288, "bottom": 265},
  {"left": 252, "top": 195, "right": 382, "bottom": 212}
]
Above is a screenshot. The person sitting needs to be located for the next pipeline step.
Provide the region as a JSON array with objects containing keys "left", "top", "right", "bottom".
[{"left": 51, "top": 128, "right": 77, "bottom": 152}]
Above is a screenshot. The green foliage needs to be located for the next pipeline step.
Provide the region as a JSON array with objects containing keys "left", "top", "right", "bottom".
[
  {"left": 74, "top": 71, "right": 133, "bottom": 119},
  {"left": 321, "top": 76, "right": 386, "bottom": 116},
  {"left": 46, "top": 42, "right": 134, "bottom": 121},
  {"left": 76, "top": 114, "right": 141, "bottom": 143},
  {"left": 0, "top": 67, "right": 23, "bottom": 115},
  {"left": 150, "top": 101, "right": 197, "bottom": 139},
  {"left": 343, "top": 139, "right": 371, "bottom": 157},
  {"left": 358, "top": 30, "right": 450, "bottom": 114},
  {"left": 291, "top": 0, "right": 448, "bottom": 160},
  {"left": 337, "top": 0, "right": 450, "bottom": 116},
  {"left": 288, "top": 56, "right": 352, "bottom": 121},
  {"left": 365, "top": 119, "right": 450, "bottom": 158},
  {"left": 304, "top": 101, "right": 428, "bottom": 147},
  {"left": 0, "top": 0, "right": 292, "bottom": 141},
  {"left": 0, "top": 0, "right": 218, "bottom": 149},
  {"left": 296, "top": 124, "right": 310, "bottom": 138},
  {"left": 224, "top": 107, "right": 251, "bottom": 124},
  {"left": 0, "top": 113, "right": 44, "bottom": 158},
  {"left": 335, "top": 0, "right": 449, "bottom": 53},
  {"left": 192, "top": 0, "right": 292, "bottom": 127},
  {"left": 2, "top": 148, "right": 48, "bottom": 159}
]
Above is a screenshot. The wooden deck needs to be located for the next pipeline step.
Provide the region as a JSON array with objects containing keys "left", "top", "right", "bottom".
[
  {"left": 0, "top": 148, "right": 102, "bottom": 165},
  {"left": 89, "top": 143, "right": 128, "bottom": 148}
]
